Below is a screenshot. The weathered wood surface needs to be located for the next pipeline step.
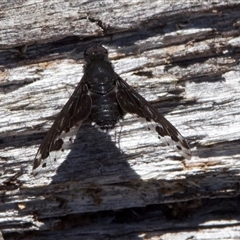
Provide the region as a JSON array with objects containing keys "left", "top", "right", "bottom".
[{"left": 1, "top": 0, "right": 240, "bottom": 239}]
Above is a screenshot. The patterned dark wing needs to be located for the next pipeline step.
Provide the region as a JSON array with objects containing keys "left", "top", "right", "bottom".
[
  {"left": 116, "top": 76, "right": 191, "bottom": 159},
  {"left": 33, "top": 79, "right": 91, "bottom": 172}
]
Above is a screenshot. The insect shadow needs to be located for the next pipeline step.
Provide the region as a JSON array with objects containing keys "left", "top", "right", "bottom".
[{"left": 50, "top": 122, "right": 141, "bottom": 184}]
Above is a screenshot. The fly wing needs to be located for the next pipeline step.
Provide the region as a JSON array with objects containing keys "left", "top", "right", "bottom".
[
  {"left": 33, "top": 79, "right": 92, "bottom": 172},
  {"left": 116, "top": 76, "right": 191, "bottom": 159}
]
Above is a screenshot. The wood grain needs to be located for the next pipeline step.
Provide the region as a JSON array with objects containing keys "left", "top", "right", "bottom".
[{"left": 1, "top": 0, "right": 240, "bottom": 239}]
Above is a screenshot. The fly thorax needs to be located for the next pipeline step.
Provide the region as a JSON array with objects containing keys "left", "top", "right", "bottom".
[{"left": 86, "top": 61, "right": 116, "bottom": 95}]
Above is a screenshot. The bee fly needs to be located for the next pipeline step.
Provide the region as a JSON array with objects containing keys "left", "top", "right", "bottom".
[{"left": 33, "top": 45, "right": 191, "bottom": 171}]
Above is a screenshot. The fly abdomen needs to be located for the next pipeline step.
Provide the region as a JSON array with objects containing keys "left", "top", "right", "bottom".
[{"left": 90, "top": 90, "right": 123, "bottom": 129}]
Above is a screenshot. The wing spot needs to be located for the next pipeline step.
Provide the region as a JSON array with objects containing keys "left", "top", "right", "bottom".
[
  {"left": 53, "top": 139, "right": 64, "bottom": 151},
  {"left": 155, "top": 126, "right": 166, "bottom": 137},
  {"left": 171, "top": 135, "right": 179, "bottom": 142},
  {"left": 177, "top": 146, "right": 182, "bottom": 150},
  {"left": 42, "top": 163, "right": 46, "bottom": 168}
]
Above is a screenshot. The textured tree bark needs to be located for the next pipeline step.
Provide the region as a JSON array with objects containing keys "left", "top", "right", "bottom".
[{"left": 1, "top": 0, "right": 240, "bottom": 239}]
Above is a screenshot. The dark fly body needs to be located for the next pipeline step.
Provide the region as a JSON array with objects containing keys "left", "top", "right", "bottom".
[{"left": 33, "top": 45, "right": 191, "bottom": 171}]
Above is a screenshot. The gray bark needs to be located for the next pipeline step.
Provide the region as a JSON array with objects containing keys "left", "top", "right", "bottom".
[{"left": 1, "top": 0, "right": 240, "bottom": 239}]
